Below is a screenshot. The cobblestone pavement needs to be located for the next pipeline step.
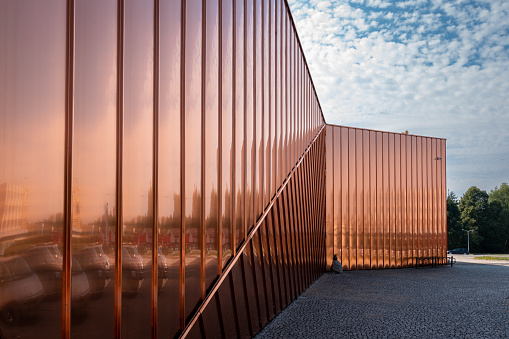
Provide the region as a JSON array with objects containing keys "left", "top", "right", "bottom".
[{"left": 255, "top": 257, "right": 509, "bottom": 339}]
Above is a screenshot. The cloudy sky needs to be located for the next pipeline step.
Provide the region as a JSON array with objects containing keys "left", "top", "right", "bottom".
[{"left": 287, "top": 0, "right": 509, "bottom": 198}]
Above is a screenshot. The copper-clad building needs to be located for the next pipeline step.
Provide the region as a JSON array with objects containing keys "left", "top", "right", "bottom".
[
  {"left": 0, "top": 0, "right": 445, "bottom": 338},
  {"left": 325, "top": 125, "right": 447, "bottom": 271}
]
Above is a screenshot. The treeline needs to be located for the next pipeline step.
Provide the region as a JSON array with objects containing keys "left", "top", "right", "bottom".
[{"left": 448, "top": 183, "right": 509, "bottom": 253}]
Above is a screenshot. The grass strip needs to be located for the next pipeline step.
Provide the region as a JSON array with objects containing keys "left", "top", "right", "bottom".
[{"left": 474, "top": 256, "right": 509, "bottom": 261}]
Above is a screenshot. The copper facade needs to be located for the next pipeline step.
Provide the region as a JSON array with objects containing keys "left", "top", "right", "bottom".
[
  {"left": 1, "top": 0, "right": 448, "bottom": 338},
  {"left": 183, "top": 130, "right": 326, "bottom": 338},
  {"left": 325, "top": 125, "right": 447, "bottom": 271},
  {"left": 0, "top": 0, "right": 325, "bottom": 338}
]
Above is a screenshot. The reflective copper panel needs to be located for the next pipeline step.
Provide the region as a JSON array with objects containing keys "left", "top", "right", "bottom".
[
  {"left": 182, "top": 128, "right": 326, "bottom": 339},
  {"left": 1, "top": 0, "right": 325, "bottom": 337},
  {"left": 1, "top": 0, "right": 447, "bottom": 337},
  {"left": 72, "top": 1, "right": 118, "bottom": 337},
  {"left": 325, "top": 125, "right": 447, "bottom": 271},
  {"left": 0, "top": 2, "right": 66, "bottom": 337}
]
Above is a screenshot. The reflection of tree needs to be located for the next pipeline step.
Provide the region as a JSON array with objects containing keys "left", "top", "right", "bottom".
[
  {"left": 158, "top": 193, "right": 181, "bottom": 253},
  {"left": 120, "top": 184, "right": 155, "bottom": 252},
  {"left": 205, "top": 187, "right": 218, "bottom": 252},
  {"left": 191, "top": 187, "right": 201, "bottom": 220},
  {"left": 232, "top": 188, "right": 254, "bottom": 244},
  {"left": 43, "top": 213, "right": 64, "bottom": 227},
  {"left": 222, "top": 188, "right": 231, "bottom": 253},
  {"left": 245, "top": 189, "right": 252, "bottom": 232},
  {"left": 159, "top": 193, "right": 181, "bottom": 228},
  {"left": 223, "top": 188, "right": 231, "bottom": 224},
  {"left": 185, "top": 187, "right": 201, "bottom": 253},
  {"left": 235, "top": 189, "right": 243, "bottom": 241},
  {"left": 147, "top": 181, "right": 153, "bottom": 221},
  {"left": 71, "top": 187, "right": 82, "bottom": 230},
  {"left": 88, "top": 207, "right": 116, "bottom": 248},
  {"left": 173, "top": 193, "right": 181, "bottom": 221}
]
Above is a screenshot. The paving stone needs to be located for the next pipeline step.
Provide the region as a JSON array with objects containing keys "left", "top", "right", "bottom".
[{"left": 254, "top": 259, "right": 509, "bottom": 339}]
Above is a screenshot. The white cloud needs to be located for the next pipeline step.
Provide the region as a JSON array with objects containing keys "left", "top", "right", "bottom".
[{"left": 289, "top": 0, "right": 509, "bottom": 197}]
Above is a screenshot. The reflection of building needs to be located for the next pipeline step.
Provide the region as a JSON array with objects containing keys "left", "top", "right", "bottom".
[
  {"left": 0, "top": 182, "right": 29, "bottom": 255},
  {"left": 160, "top": 229, "right": 179, "bottom": 250},
  {"left": 0, "top": 182, "right": 28, "bottom": 233},
  {"left": 185, "top": 228, "right": 199, "bottom": 251},
  {"left": 204, "top": 228, "right": 216, "bottom": 251},
  {"left": 71, "top": 186, "right": 83, "bottom": 232}
]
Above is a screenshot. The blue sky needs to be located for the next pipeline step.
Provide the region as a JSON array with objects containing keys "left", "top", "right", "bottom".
[{"left": 288, "top": 0, "right": 509, "bottom": 198}]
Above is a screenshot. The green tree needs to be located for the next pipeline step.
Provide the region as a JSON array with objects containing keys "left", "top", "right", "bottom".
[
  {"left": 447, "top": 191, "right": 463, "bottom": 249},
  {"left": 482, "top": 200, "right": 507, "bottom": 253},
  {"left": 489, "top": 183, "right": 509, "bottom": 209},
  {"left": 489, "top": 183, "right": 509, "bottom": 252},
  {"left": 459, "top": 186, "right": 488, "bottom": 252}
]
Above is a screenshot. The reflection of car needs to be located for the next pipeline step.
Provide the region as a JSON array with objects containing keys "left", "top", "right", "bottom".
[
  {"left": 75, "top": 245, "right": 111, "bottom": 296},
  {"left": 71, "top": 257, "right": 90, "bottom": 316},
  {"left": 45, "top": 243, "right": 62, "bottom": 261},
  {"left": 92, "top": 244, "right": 111, "bottom": 277},
  {"left": 0, "top": 256, "right": 44, "bottom": 324},
  {"left": 447, "top": 248, "right": 469, "bottom": 255},
  {"left": 22, "top": 246, "right": 62, "bottom": 296},
  {"left": 123, "top": 245, "right": 143, "bottom": 272},
  {"left": 122, "top": 246, "right": 144, "bottom": 296},
  {"left": 158, "top": 247, "right": 168, "bottom": 290}
]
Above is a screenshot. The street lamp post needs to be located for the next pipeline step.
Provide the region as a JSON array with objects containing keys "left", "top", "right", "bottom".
[{"left": 462, "top": 229, "right": 474, "bottom": 253}]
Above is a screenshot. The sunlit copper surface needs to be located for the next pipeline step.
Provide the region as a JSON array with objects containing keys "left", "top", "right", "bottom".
[
  {"left": 182, "top": 127, "right": 326, "bottom": 338},
  {"left": 1, "top": 0, "right": 448, "bottom": 337},
  {"left": 0, "top": 1, "right": 67, "bottom": 334},
  {"left": 1, "top": 0, "right": 324, "bottom": 338},
  {"left": 325, "top": 125, "right": 447, "bottom": 271},
  {"left": 64, "top": 1, "right": 75, "bottom": 337}
]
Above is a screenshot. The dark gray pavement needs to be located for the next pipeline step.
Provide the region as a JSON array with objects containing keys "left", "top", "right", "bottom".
[{"left": 255, "top": 256, "right": 509, "bottom": 338}]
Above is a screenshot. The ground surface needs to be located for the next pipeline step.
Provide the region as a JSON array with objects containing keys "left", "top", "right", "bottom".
[{"left": 255, "top": 256, "right": 509, "bottom": 339}]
